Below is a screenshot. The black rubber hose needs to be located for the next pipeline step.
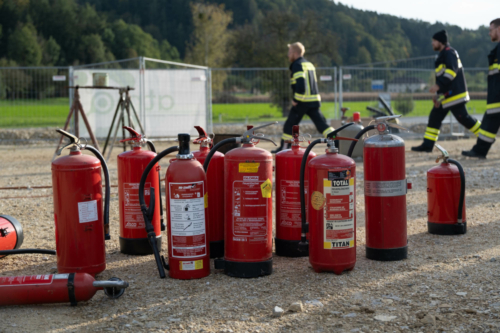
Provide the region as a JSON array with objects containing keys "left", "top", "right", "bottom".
[
  {"left": 146, "top": 140, "right": 165, "bottom": 231},
  {"left": 139, "top": 146, "right": 179, "bottom": 279},
  {"left": 346, "top": 125, "right": 376, "bottom": 157},
  {"left": 0, "top": 249, "right": 56, "bottom": 256},
  {"left": 203, "top": 138, "right": 238, "bottom": 172},
  {"left": 85, "top": 145, "right": 111, "bottom": 240},
  {"left": 299, "top": 139, "right": 324, "bottom": 246},
  {"left": 447, "top": 158, "right": 465, "bottom": 222}
]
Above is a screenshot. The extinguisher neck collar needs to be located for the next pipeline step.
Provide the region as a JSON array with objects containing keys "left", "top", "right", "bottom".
[{"left": 176, "top": 153, "right": 194, "bottom": 160}]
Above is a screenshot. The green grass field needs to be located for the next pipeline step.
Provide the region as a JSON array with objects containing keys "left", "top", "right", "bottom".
[
  {"left": 0, "top": 98, "right": 70, "bottom": 128},
  {"left": 0, "top": 98, "right": 487, "bottom": 128},
  {"left": 212, "top": 100, "right": 487, "bottom": 123}
]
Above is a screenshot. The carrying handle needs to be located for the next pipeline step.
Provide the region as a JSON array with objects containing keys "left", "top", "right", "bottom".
[
  {"left": 120, "top": 126, "right": 143, "bottom": 143},
  {"left": 193, "top": 126, "right": 212, "bottom": 147},
  {"left": 56, "top": 129, "right": 81, "bottom": 155},
  {"left": 434, "top": 144, "right": 450, "bottom": 163},
  {"left": 241, "top": 122, "right": 278, "bottom": 145}
]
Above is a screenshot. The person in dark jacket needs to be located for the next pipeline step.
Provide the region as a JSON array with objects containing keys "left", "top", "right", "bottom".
[
  {"left": 412, "top": 30, "right": 481, "bottom": 152},
  {"left": 462, "top": 19, "right": 500, "bottom": 158},
  {"left": 272, "top": 42, "right": 334, "bottom": 153}
]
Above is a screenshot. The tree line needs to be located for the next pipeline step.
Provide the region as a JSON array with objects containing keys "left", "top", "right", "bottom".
[{"left": 0, "top": 0, "right": 493, "bottom": 69}]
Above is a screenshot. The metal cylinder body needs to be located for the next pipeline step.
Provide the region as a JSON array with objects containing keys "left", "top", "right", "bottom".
[
  {"left": 216, "top": 143, "right": 273, "bottom": 278},
  {"left": 193, "top": 147, "right": 225, "bottom": 258},
  {"left": 52, "top": 150, "right": 106, "bottom": 276},
  {"left": 308, "top": 151, "right": 356, "bottom": 274},
  {"left": 166, "top": 158, "right": 210, "bottom": 279},
  {"left": 0, "top": 273, "right": 99, "bottom": 306},
  {"left": 0, "top": 215, "right": 23, "bottom": 258},
  {"left": 275, "top": 145, "right": 316, "bottom": 257},
  {"left": 427, "top": 163, "right": 466, "bottom": 235},
  {"left": 118, "top": 146, "right": 161, "bottom": 255},
  {"left": 363, "top": 134, "right": 408, "bottom": 261}
]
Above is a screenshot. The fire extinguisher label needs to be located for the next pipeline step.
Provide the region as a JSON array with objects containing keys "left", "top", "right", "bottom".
[
  {"left": 0, "top": 275, "right": 53, "bottom": 287},
  {"left": 280, "top": 180, "right": 308, "bottom": 228},
  {"left": 123, "top": 182, "right": 151, "bottom": 229},
  {"left": 179, "top": 260, "right": 204, "bottom": 271},
  {"left": 232, "top": 177, "right": 269, "bottom": 242},
  {"left": 78, "top": 200, "right": 98, "bottom": 223},
  {"left": 169, "top": 181, "right": 207, "bottom": 258},
  {"left": 323, "top": 169, "right": 355, "bottom": 249}
]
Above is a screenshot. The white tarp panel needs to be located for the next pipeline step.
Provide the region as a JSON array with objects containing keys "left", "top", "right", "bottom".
[{"left": 73, "top": 68, "right": 207, "bottom": 138}]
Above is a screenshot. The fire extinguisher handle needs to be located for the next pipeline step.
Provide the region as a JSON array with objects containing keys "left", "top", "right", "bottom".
[
  {"left": 84, "top": 145, "right": 111, "bottom": 240},
  {"left": 120, "top": 126, "right": 142, "bottom": 143},
  {"left": 56, "top": 129, "right": 81, "bottom": 155}
]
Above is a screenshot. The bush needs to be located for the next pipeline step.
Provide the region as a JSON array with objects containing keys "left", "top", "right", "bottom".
[{"left": 394, "top": 94, "right": 415, "bottom": 115}]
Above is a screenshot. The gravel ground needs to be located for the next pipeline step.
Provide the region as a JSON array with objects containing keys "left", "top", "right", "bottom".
[{"left": 1, "top": 138, "right": 500, "bottom": 333}]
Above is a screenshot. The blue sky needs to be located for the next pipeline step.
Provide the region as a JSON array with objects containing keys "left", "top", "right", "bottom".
[{"left": 338, "top": 0, "right": 499, "bottom": 30}]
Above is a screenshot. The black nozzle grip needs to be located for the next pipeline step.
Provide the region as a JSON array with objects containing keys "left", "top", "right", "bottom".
[{"left": 147, "top": 188, "right": 156, "bottom": 221}]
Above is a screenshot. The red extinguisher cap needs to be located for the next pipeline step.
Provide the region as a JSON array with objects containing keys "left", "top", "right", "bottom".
[{"left": 353, "top": 112, "right": 361, "bottom": 122}]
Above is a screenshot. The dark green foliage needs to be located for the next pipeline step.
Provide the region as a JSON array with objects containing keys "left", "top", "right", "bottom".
[
  {"left": 0, "top": 0, "right": 493, "bottom": 67},
  {"left": 394, "top": 94, "right": 415, "bottom": 115}
]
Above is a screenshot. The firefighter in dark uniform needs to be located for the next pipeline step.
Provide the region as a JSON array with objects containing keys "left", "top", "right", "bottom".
[
  {"left": 272, "top": 42, "right": 334, "bottom": 153},
  {"left": 462, "top": 19, "right": 500, "bottom": 158},
  {"left": 412, "top": 30, "right": 481, "bottom": 152}
]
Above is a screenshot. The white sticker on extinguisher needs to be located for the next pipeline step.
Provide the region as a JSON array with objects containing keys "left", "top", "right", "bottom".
[
  {"left": 78, "top": 200, "right": 98, "bottom": 223},
  {"left": 169, "top": 181, "right": 207, "bottom": 258},
  {"left": 179, "top": 260, "right": 203, "bottom": 271},
  {"left": 123, "top": 182, "right": 151, "bottom": 229},
  {"left": 323, "top": 169, "right": 355, "bottom": 249}
]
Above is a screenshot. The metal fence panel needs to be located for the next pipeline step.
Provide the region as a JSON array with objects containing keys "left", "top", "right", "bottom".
[
  {"left": 211, "top": 67, "right": 338, "bottom": 124},
  {"left": 0, "top": 67, "right": 69, "bottom": 128}
]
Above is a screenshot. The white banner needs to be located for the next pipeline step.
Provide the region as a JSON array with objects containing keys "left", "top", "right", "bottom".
[{"left": 73, "top": 68, "right": 207, "bottom": 138}]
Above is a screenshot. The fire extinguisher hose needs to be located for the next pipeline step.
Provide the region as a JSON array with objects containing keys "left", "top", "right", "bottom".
[
  {"left": 299, "top": 138, "right": 324, "bottom": 248},
  {"left": 447, "top": 158, "right": 465, "bottom": 223},
  {"left": 0, "top": 249, "right": 56, "bottom": 256},
  {"left": 139, "top": 146, "right": 179, "bottom": 279},
  {"left": 202, "top": 138, "right": 238, "bottom": 172},
  {"left": 84, "top": 146, "right": 111, "bottom": 240},
  {"left": 346, "top": 125, "right": 375, "bottom": 157},
  {"left": 146, "top": 140, "right": 165, "bottom": 232}
]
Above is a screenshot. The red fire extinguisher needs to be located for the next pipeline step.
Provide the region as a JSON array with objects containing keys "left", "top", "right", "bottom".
[
  {"left": 427, "top": 144, "right": 466, "bottom": 235},
  {"left": 0, "top": 273, "right": 128, "bottom": 306},
  {"left": 299, "top": 123, "right": 358, "bottom": 274},
  {"left": 347, "top": 115, "right": 410, "bottom": 261},
  {"left": 0, "top": 215, "right": 23, "bottom": 258},
  {"left": 192, "top": 126, "right": 225, "bottom": 258},
  {"left": 275, "top": 125, "right": 316, "bottom": 257},
  {"left": 52, "top": 129, "right": 110, "bottom": 276},
  {"left": 139, "top": 133, "right": 210, "bottom": 280},
  {"left": 118, "top": 126, "right": 163, "bottom": 255},
  {"left": 203, "top": 122, "right": 277, "bottom": 278}
]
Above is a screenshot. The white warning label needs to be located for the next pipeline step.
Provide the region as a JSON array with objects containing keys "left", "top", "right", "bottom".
[{"left": 78, "top": 200, "right": 98, "bottom": 223}]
